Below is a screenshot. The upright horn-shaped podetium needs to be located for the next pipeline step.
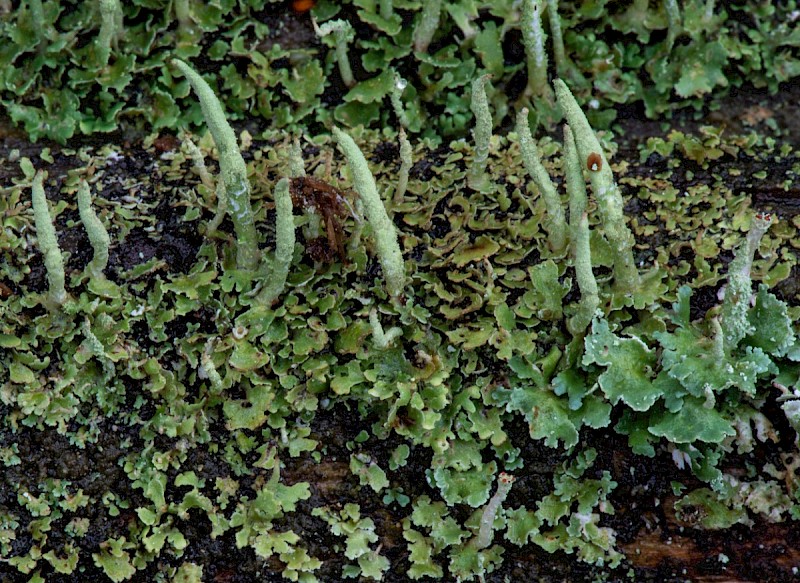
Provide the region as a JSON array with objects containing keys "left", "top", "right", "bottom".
[
  {"left": 720, "top": 213, "right": 774, "bottom": 351},
  {"left": 77, "top": 179, "right": 110, "bottom": 280},
  {"left": 554, "top": 79, "right": 639, "bottom": 292},
  {"left": 521, "top": 0, "right": 550, "bottom": 99},
  {"left": 516, "top": 107, "right": 567, "bottom": 254},
  {"left": 31, "top": 170, "right": 67, "bottom": 307},
  {"left": 255, "top": 178, "right": 296, "bottom": 307},
  {"left": 564, "top": 125, "right": 599, "bottom": 335},
  {"left": 332, "top": 127, "right": 406, "bottom": 297},
  {"left": 468, "top": 74, "right": 494, "bottom": 192},
  {"left": 172, "top": 59, "right": 259, "bottom": 272},
  {"left": 412, "top": 0, "right": 442, "bottom": 54},
  {"left": 312, "top": 18, "right": 355, "bottom": 88}
]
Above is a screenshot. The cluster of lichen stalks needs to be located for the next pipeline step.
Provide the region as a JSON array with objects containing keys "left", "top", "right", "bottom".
[
  {"left": 23, "top": 55, "right": 781, "bottom": 580},
  {"left": 34, "top": 51, "right": 765, "bottom": 344}
]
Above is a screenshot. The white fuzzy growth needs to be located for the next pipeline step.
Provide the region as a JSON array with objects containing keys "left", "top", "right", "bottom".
[
  {"left": 31, "top": 171, "right": 66, "bottom": 306},
  {"left": 473, "top": 472, "right": 514, "bottom": 550}
]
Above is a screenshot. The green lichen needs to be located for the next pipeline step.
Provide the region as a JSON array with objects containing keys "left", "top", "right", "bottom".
[
  {"left": 564, "top": 124, "right": 598, "bottom": 335},
  {"left": 468, "top": 74, "right": 494, "bottom": 192},
  {"left": 412, "top": 0, "right": 443, "bottom": 54},
  {"left": 172, "top": 59, "right": 258, "bottom": 272},
  {"left": 255, "top": 177, "right": 296, "bottom": 306},
  {"left": 3, "top": 33, "right": 800, "bottom": 579},
  {"left": 31, "top": 170, "right": 66, "bottom": 307},
  {"left": 313, "top": 18, "right": 355, "bottom": 89},
  {"left": 95, "top": 0, "right": 123, "bottom": 68},
  {"left": 76, "top": 179, "right": 110, "bottom": 280},
  {"left": 521, "top": 0, "right": 550, "bottom": 100},
  {"left": 555, "top": 79, "right": 639, "bottom": 292},
  {"left": 332, "top": 126, "right": 406, "bottom": 297},
  {"left": 516, "top": 107, "right": 567, "bottom": 254},
  {"left": 721, "top": 213, "right": 774, "bottom": 350}
]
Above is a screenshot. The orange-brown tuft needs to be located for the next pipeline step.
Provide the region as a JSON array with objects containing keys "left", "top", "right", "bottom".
[
  {"left": 291, "top": 0, "right": 316, "bottom": 13},
  {"left": 587, "top": 152, "right": 602, "bottom": 172}
]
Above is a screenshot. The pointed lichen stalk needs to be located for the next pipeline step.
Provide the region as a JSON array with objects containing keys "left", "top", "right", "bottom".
[
  {"left": 521, "top": 0, "right": 550, "bottom": 99},
  {"left": 312, "top": 18, "right": 355, "bottom": 88},
  {"left": 289, "top": 138, "right": 306, "bottom": 178},
  {"left": 472, "top": 472, "right": 515, "bottom": 550},
  {"left": 172, "top": 59, "right": 258, "bottom": 272},
  {"left": 720, "top": 212, "right": 774, "bottom": 351},
  {"left": 181, "top": 132, "right": 215, "bottom": 192},
  {"left": 96, "top": 0, "right": 123, "bottom": 67},
  {"left": 393, "top": 127, "right": 412, "bottom": 205},
  {"left": 200, "top": 339, "right": 224, "bottom": 394},
  {"left": 564, "top": 125, "right": 599, "bottom": 334},
  {"left": 468, "top": 74, "right": 493, "bottom": 192},
  {"left": 665, "top": 0, "right": 682, "bottom": 52},
  {"left": 182, "top": 132, "right": 227, "bottom": 236},
  {"left": 77, "top": 179, "right": 110, "bottom": 279},
  {"left": 31, "top": 171, "right": 67, "bottom": 307},
  {"left": 412, "top": 0, "right": 442, "bottom": 53},
  {"left": 545, "top": 0, "right": 566, "bottom": 78},
  {"left": 516, "top": 107, "right": 567, "bottom": 254},
  {"left": 390, "top": 72, "right": 409, "bottom": 130},
  {"left": 554, "top": 79, "right": 639, "bottom": 292},
  {"left": 332, "top": 127, "right": 406, "bottom": 297},
  {"left": 256, "top": 178, "right": 296, "bottom": 306}
]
